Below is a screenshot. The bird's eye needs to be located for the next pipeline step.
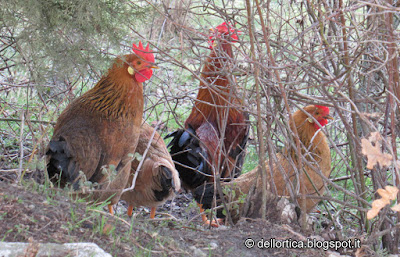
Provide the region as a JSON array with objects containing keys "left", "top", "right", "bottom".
[{"left": 137, "top": 61, "right": 142, "bottom": 65}]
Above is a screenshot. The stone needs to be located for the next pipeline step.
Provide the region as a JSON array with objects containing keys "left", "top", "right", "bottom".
[{"left": 0, "top": 242, "right": 111, "bottom": 257}]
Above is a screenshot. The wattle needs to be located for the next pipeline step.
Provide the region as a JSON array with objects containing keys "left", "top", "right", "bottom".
[
  {"left": 314, "top": 119, "right": 328, "bottom": 130},
  {"left": 135, "top": 69, "right": 153, "bottom": 83}
]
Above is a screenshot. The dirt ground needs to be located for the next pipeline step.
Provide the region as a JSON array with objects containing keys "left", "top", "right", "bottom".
[{"left": 0, "top": 172, "right": 367, "bottom": 257}]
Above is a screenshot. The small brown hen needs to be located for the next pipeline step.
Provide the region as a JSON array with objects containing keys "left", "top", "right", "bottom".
[
  {"left": 195, "top": 105, "right": 333, "bottom": 222},
  {"left": 120, "top": 121, "right": 181, "bottom": 219},
  {"left": 46, "top": 42, "right": 157, "bottom": 214}
]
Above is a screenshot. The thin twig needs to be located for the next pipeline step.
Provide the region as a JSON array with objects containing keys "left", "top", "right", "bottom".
[
  {"left": 16, "top": 111, "right": 25, "bottom": 183},
  {"left": 0, "top": 118, "right": 56, "bottom": 125},
  {"left": 122, "top": 111, "right": 166, "bottom": 194}
]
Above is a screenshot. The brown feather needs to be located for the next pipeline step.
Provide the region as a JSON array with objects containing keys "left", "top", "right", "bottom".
[
  {"left": 210, "top": 105, "right": 332, "bottom": 215},
  {"left": 46, "top": 53, "right": 151, "bottom": 206},
  {"left": 182, "top": 38, "right": 248, "bottom": 188},
  {"left": 121, "top": 121, "right": 181, "bottom": 209}
]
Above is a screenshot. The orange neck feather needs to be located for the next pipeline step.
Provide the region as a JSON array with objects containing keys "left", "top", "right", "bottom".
[
  {"left": 289, "top": 110, "right": 328, "bottom": 157},
  {"left": 186, "top": 40, "right": 242, "bottom": 129},
  {"left": 79, "top": 62, "right": 143, "bottom": 120}
]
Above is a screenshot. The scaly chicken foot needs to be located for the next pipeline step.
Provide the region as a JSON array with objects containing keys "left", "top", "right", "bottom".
[
  {"left": 150, "top": 207, "right": 156, "bottom": 219},
  {"left": 127, "top": 205, "right": 157, "bottom": 219},
  {"left": 127, "top": 205, "right": 134, "bottom": 217},
  {"left": 108, "top": 204, "right": 114, "bottom": 215}
]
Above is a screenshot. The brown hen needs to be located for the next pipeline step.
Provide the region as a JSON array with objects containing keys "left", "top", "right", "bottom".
[
  {"left": 121, "top": 121, "right": 181, "bottom": 219},
  {"left": 195, "top": 105, "right": 333, "bottom": 222},
  {"left": 46, "top": 42, "right": 157, "bottom": 214}
]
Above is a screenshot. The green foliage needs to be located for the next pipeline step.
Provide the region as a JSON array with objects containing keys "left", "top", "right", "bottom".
[
  {"left": 0, "top": 0, "right": 148, "bottom": 85},
  {"left": 221, "top": 183, "right": 247, "bottom": 218},
  {"left": 129, "top": 152, "right": 143, "bottom": 162},
  {"left": 242, "top": 144, "right": 258, "bottom": 173},
  {"left": 1, "top": 229, "right": 13, "bottom": 242}
]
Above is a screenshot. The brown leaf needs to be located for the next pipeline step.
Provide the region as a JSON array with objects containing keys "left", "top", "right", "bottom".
[
  {"left": 369, "top": 131, "right": 381, "bottom": 142},
  {"left": 355, "top": 245, "right": 376, "bottom": 257},
  {"left": 377, "top": 188, "right": 394, "bottom": 201},
  {"left": 391, "top": 204, "right": 400, "bottom": 212},
  {"left": 371, "top": 198, "right": 389, "bottom": 210},
  {"left": 384, "top": 186, "right": 399, "bottom": 200},
  {"left": 361, "top": 132, "right": 393, "bottom": 169},
  {"left": 367, "top": 186, "right": 399, "bottom": 220},
  {"left": 367, "top": 208, "right": 379, "bottom": 220}
]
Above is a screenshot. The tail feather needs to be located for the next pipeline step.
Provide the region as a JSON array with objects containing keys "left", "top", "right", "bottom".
[
  {"left": 46, "top": 137, "right": 78, "bottom": 187},
  {"left": 165, "top": 130, "right": 182, "bottom": 148},
  {"left": 166, "top": 127, "right": 210, "bottom": 190},
  {"left": 186, "top": 146, "right": 204, "bottom": 167},
  {"left": 154, "top": 166, "right": 174, "bottom": 201},
  {"left": 178, "top": 129, "right": 193, "bottom": 148}
]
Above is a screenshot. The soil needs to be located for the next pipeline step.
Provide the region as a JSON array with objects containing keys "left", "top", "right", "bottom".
[{"left": 0, "top": 172, "right": 361, "bottom": 257}]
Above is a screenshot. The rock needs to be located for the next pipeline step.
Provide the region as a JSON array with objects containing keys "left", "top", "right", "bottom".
[
  {"left": 278, "top": 198, "right": 297, "bottom": 224},
  {"left": 0, "top": 242, "right": 111, "bottom": 257},
  {"left": 189, "top": 245, "right": 206, "bottom": 257},
  {"left": 208, "top": 241, "right": 218, "bottom": 250}
]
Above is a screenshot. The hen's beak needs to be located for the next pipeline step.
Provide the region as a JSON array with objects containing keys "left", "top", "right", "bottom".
[
  {"left": 324, "top": 115, "right": 334, "bottom": 120},
  {"left": 146, "top": 63, "right": 159, "bottom": 69}
]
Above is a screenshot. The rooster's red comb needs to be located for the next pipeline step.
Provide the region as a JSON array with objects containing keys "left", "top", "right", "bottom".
[
  {"left": 315, "top": 105, "right": 330, "bottom": 114},
  {"left": 132, "top": 41, "right": 155, "bottom": 63},
  {"left": 209, "top": 21, "right": 241, "bottom": 42}
]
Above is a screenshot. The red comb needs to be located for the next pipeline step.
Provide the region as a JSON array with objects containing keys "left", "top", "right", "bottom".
[
  {"left": 132, "top": 41, "right": 155, "bottom": 63},
  {"left": 208, "top": 21, "right": 241, "bottom": 46},
  {"left": 315, "top": 105, "right": 330, "bottom": 114}
]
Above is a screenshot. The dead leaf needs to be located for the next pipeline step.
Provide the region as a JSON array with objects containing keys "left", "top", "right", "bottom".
[
  {"left": 355, "top": 245, "right": 376, "bottom": 257},
  {"left": 369, "top": 131, "right": 381, "bottom": 142},
  {"left": 367, "top": 186, "right": 399, "bottom": 220},
  {"left": 371, "top": 198, "right": 389, "bottom": 210},
  {"left": 384, "top": 186, "right": 399, "bottom": 200},
  {"left": 367, "top": 208, "right": 379, "bottom": 220},
  {"left": 391, "top": 204, "right": 400, "bottom": 212},
  {"left": 361, "top": 132, "right": 393, "bottom": 169},
  {"left": 377, "top": 188, "right": 394, "bottom": 201}
]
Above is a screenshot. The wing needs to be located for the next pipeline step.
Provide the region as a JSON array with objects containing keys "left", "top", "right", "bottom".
[{"left": 46, "top": 114, "right": 129, "bottom": 191}]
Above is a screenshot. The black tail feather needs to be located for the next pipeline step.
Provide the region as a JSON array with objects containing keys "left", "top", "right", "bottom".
[
  {"left": 166, "top": 126, "right": 210, "bottom": 190},
  {"left": 154, "top": 166, "right": 174, "bottom": 202},
  {"left": 46, "top": 137, "right": 77, "bottom": 187}
]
